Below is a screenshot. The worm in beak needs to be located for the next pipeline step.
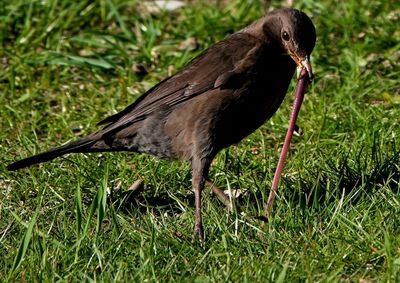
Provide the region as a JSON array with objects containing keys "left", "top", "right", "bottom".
[{"left": 300, "top": 56, "right": 313, "bottom": 80}]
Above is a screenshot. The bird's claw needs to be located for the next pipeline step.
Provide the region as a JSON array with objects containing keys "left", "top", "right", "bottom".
[{"left": 192, "top": 225, "right": 205, "bottom": 243}]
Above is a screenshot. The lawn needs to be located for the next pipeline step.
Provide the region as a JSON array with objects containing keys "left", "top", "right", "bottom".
[{"left": 1, "top": 0, "right": 399, "bottom": 281}]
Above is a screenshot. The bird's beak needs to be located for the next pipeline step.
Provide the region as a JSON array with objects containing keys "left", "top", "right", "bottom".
[{"left": 289, "top": 51, "right": 313, "bottom": 81}]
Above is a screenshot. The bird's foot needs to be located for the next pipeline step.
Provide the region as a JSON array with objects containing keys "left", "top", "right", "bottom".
[
  {"left": 192, "top": 223, "right": 205, "bottom": 243},
  {"left": 206, "top": 180, "right": 233, "bottom": 211}
]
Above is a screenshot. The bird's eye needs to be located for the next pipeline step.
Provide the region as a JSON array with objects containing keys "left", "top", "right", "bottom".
[{"left": 282, "top": 31, "right": 290, "bottom": 41}]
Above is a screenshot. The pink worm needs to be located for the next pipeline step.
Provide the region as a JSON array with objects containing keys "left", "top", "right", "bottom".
[{"left": 265, "top": 68, "right": 311, "bottom": 217}]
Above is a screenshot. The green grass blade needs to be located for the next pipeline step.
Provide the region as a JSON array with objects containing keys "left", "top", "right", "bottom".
[{"left": 8, "top": 189, "right": 44, "bottom": 277}]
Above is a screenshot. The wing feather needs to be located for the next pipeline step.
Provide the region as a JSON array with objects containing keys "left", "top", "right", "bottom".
[{"left": 99, "top": 32, "right": 264, "bottom": 138}]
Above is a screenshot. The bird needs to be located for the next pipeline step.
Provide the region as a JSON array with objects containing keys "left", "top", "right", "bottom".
[{"left": 7, "top": 8, "right": 316, "bottom": 241}]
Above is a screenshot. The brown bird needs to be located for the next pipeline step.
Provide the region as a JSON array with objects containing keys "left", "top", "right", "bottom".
[{"left": 7, "top": 8, "right": 316, "bottom": 241}]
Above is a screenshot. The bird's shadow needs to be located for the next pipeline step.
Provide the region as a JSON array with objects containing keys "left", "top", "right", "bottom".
[
  {"left": 108, "top": 141, "right": 400, "bottom": 217},
  {"left": 282, "top": 144, "right": 400, "bottom": 210}
]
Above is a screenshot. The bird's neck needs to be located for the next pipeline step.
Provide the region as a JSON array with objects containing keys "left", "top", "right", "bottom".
[{"left": 240, "top": 17, "right": 268, "bottom": 42}]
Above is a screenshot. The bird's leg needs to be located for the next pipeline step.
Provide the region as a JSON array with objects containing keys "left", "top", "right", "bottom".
[
  {"left": 191, "top": 158, "right": 209, "bottom": 242},
  {"left": 206, "top": 180, "right": 232, "bottom": 211}
]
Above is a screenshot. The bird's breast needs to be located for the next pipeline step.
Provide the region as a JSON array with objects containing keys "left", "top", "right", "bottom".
[
  {"left": 164, "top": 54, "right": 296, "bottom": 161},
  {"left": 213, "top": 57, "right": 296, "bottom": 149}
]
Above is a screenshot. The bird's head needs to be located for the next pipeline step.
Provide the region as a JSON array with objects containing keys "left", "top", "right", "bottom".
[{"left": 263, "top": 8, "right": 316, "bottom": 80}]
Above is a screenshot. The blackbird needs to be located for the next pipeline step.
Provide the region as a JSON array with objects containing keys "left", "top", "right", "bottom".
[{"left": 7, "top": 8, "right": 316, "bottom": 240}]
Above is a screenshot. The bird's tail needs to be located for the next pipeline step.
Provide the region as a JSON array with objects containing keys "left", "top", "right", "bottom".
[{"left": 7, "top": 138, "right": 97, "bottom": 171}]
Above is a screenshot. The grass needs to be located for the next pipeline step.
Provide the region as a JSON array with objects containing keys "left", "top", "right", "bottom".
[{"left": 1, "top": 0, "right": 399, "bottom": 281}]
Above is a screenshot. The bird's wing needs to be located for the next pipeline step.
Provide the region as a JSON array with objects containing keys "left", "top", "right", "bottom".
[{"left": 98, "top": 32, "right": 264, "bottom": 138}]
